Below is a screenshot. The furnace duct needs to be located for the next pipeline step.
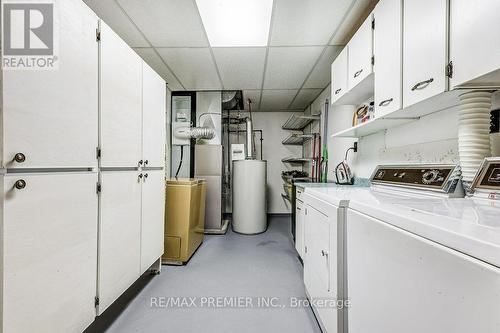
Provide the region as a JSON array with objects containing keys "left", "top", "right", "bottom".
[
  {"left": 458, "top": 91, "right": 493, "bottom": 187},
  {"left": 174, "top": 126, "right": 215, "bottom": 140}
]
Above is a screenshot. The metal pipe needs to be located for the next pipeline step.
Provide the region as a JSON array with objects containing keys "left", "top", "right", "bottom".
[
  {"left": 228, "top": 130, "right": 263, "bottom": 160},
  {"left": 245, "top": 117, "right": 254, "bottom": 159}
]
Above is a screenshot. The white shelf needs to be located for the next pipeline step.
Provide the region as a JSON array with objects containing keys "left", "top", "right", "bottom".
[
  {"left": 332, "top": 73, "right": 374, "bottom": 106},
  {"left": 282, "top": 133, "right": 316, "bottom": 145},
  {"left": 331, "top": 89, "right": 464, "bottom": 138},
  {"left": 282, "top": 114, "right": 320, "bottom": 130}
]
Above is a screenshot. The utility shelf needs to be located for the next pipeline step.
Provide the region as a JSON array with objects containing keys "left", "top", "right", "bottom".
[
  {"left": 331, "top": 90, "right": 463, "bottom": 138},
  {"left": 281, "top": 133, "right": 317, "bottom": 145},
  {"left": 282, "top": 157, "right": 315, "bottom": 164},
  {"left": 282, "top": 114, "right": 320, "bottom": 130}
]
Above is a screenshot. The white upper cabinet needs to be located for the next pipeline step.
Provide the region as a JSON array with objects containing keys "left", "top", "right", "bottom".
[
  {"left": 348, "top": 15, "right": 374, "bottom": 90},
  {"left": 403, "top": 0, "right": 449, "bottom": 108},
  {"left": 374, "top": 0, "right": 403, "bottom": 117},
  {"left": 99, "top": 21, "right": 143, "bottom": 168},
  {"left": 142, "top": 63, "right": 166, "bottom": 168},
  {"left": 331, "top": 47, "right": 348, "bottom": 104},
  {"left": 449, "top": 0, "right": 500, "bottom": 88},
  {"left": 2, "top": 0, "right": 98, "bottom": 169}
]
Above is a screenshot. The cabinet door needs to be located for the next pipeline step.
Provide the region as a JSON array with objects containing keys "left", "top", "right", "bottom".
[
  {"left": 449, "top": 0, "right": 500, "bottom": 88},
  {"left": 374, "top": 0, "right": 403, "bottom": 117},
  {"left": 98, "top": 170, "right": 142, "bottom": 314},
  {"left": 348, "top": 15, "right": 374, "bottom": 90},
  {"left": 142, "top": 63, "right": 166, "bottom": 168},
  {"left": 2, "top": 0, "right": 98, "bottom": 169},
  {"left": 140, "top": 170, "right": 165, "bottom": 273},
  {"left": 3, "top": 173, "right": 98, "bottom": 332},
  {"left": 347, "top": 209, "right": 500, "bottom": 333},
  {"left": 100, "top": 21, "right": 142, "bottom": 168},
  {"left": 403, "top": 0, "right": 448, "bottom": 108},
  {"left": 295, "top": 201, "right": 304, "bottom": 259},
  {"left": 331, "top": 47, "right": 349, "bottom": 104}
]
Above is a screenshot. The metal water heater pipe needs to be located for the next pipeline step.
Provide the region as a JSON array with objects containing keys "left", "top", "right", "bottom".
[{"left": 246, "top": 117, "right": 254, "bottom": 159}]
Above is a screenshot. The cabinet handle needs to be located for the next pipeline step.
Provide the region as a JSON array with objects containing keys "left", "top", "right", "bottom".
[
  {"left": 335, "top": 88, "right": 342, "bottom": 95},
  {"left": 138, "top": 173, "right": 143, "bottom": 180},
  {"left": 14, "top": 152, "right": 26, "bottom": 163},
  {"left": 321, "top": 250, "right": 328, "bottom": 257},
  {"left": 411, "top": 78, "right": 434, "bottom": 91},
  {"left": 379, "top": 98, "right": 394, "bottom": 107},
  {"left": 354, "top": 69, "right": 363, "bottom": 78},
  {"left": 138, "top": 160, "right": 143, "bottom": 166},
  {"left": 144, "top": 173, "right": 148, "bottom": 181},
  {"left": 14, "top": 179, "right": 26, "bottom": 190},
  {"left": 144, "top": 160, "right": 149, "bottom": 166}
]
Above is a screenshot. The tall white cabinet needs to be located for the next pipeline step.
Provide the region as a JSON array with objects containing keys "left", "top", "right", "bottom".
[
  {"left": 1, "top": 0, "right": 167, "bottom": 330},
  {"left": 96, "top": 21, "right": 166, "bottom": 315},
  {"left": 0, "top": 0, "right": 100, "bottom": 332}
]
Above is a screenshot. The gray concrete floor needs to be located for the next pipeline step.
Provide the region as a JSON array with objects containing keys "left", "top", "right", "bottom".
[{"left": 86, "top": 215, "right": 321, "bottom": 333}]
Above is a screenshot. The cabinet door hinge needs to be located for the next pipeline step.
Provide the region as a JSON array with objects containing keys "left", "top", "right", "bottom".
[
  {"left": 96, "top": 28, "right": 101, "bottom": 42},
  {"left": 446, "top": 61, "right": 453, "bottom": 78},
  {"left": 96, "top": 147, "right": 101, "bottom": 159},
  {"left": 96, "top": 182, "right": 102, "bottom": 194},
  {"left": 95, "top": 296, "right": 100, "bottom": 307},
  {"left": 371, "top": 56, "right": 375, "bottom": 66},
  {"left": 371, "top": 18, "right": 375, "bottom": 30},
  {"left": 304, "top": 246, "right": 308, "bottom": 254}
]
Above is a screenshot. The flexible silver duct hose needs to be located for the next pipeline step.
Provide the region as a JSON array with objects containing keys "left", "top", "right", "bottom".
[
  {"left": 458, "top": 91, "right": 492, "bottom": 186},
  {"left": 174, "top": 126, "right": 215, "bottom": 140}
]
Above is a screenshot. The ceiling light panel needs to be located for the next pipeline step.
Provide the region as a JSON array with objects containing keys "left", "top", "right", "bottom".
[{"left": 195, "top": 0, "right": 273, "bottom": 47}]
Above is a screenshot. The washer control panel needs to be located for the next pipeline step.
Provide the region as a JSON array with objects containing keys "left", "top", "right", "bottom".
[{"left": 371, "top": 165, "right": 462, "bottom": 194}]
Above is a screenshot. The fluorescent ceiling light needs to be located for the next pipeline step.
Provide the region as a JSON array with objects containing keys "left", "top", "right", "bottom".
[{"left": 195, "top": 0, "right": 273, "bottom": 47}]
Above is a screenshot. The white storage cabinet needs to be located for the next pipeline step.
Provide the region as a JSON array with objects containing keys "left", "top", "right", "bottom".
[
  {"left": 331, "top": 47, "right": 349, "bottom": 104},
  {"left": 347, "top": 15, "right": 374, "bottom": 91}
]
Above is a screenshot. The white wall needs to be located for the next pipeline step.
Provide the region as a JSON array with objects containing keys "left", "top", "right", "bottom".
[
  {"left": 303, "top": 85, "right": 466, "bottom": 181},
  {"left": 228, "top": 111, "right": 303, "bottom": 214}
]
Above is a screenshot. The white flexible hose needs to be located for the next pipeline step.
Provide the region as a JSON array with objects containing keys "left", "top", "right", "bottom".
[
  {"left": 458, "top": 91, "right": 492, "bottom": 185},
  {"left": 174, "top": 127, "right": 215, "bottom": 140}
]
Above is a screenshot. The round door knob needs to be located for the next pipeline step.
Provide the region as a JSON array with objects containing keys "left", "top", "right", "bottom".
[
  {"left": 15, "top": 179, "right": 26, "bottom": 190},
  {"left": 138, "top": 173, "right": 143, "bottom": 179},
  {"left": 14, "top": 153, "right": 26, "bottom": 163},
  {"left": 144, "top": 173, "right": 148, "bottom": 178},
  {"left": 144, "top": 160, "right": 149, "bottom": 165},
  {"left": 138, "top": 160, "right": 143, "bottom": 166}
]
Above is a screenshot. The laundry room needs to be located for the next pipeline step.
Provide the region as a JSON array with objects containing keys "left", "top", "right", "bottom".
[{"left": 1, "top": 0, "right": 499, "bottom": 332}]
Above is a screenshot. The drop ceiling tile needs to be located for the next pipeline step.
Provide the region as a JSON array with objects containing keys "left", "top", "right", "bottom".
[
  {"left": 133, "top": 48, "right": 184, "bottom": 90},
  {"left": 303, "top": 46, "right": 343, "bottom": 89},
  {"left": 157, "top": 48, "right": 222, "bottom": 90},
  {"left": 290, "top": 89, "right": 323, "bottom": 109},
  {"left": 117, "top": 0, "right": 208, "bottom": 47},
  {"left": 243, "top": 90, "right": 262, "bottom": 110},
  {"left": 264, "top": 47, "right": 323, "bottom": 89},
  {"left": 260, "top": 90, "right": 298, "bottom": 111},
  {"left": 213, "top": 48, "right": 266, "bottom": 90},
  {"left": 83, "top": 0, "right": 149, "bottom": 47},
  {"left": 270, "top": 0, "right": 354, "bottom": 46}
]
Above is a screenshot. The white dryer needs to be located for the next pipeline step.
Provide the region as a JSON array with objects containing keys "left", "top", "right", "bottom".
[{"left": 345, "top": 161, "right": 500, "bottom": 333}]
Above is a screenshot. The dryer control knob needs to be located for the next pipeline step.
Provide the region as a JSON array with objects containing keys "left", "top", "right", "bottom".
[{"left": 422, "top": 170, "right": 440, "bottom": 184}]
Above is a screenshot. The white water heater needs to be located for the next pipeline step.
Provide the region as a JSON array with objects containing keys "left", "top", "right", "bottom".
[{"left": 232, "top": 159, "right": 267, "bottom": 234}]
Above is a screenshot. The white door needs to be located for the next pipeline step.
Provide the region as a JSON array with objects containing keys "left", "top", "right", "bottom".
[
  {"left": 347, "top": 209, "right": 500, "bottom": 333},
  {"left": 449, "top": 0, "right": 500, "bottom": 88},
  {"left": 303, "top": 205, "right": 338, "bottom": 332},
  {"left": 374, "top": 0, "right": 403, "bottom": 117},
  {"left": 140, "top": 170, "right": 165, "bottom": 273},
  {"left": 3, "top": 172, "right": 98, "bottom": 333},
  {"left": 2, "top": 0, "right": 98, "bottom": 169},
  {"left": 403, "top": 0, "right": 449, "bottom": 108},
  {"left": 98, "top": 170, "right": 142, "bottom": 314},
  {"left": 348, "top": 15, "right": 374, "bottom": 90},
  {"left": 99, "top": 21, "right": 142, "bottom": 168},
  {"left": 142, "top": 63, "right": 166, "bottom": 168},
  {"left": 295, "top": 200, "right": 304, "bottom": 259},
  {"left": 331, "top": 47, "right": 349, "bottom": 104}
]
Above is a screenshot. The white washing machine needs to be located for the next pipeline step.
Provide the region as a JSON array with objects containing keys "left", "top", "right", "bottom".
[{"left": 345, "top": 161, "right": 500, "bottom": 333}]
